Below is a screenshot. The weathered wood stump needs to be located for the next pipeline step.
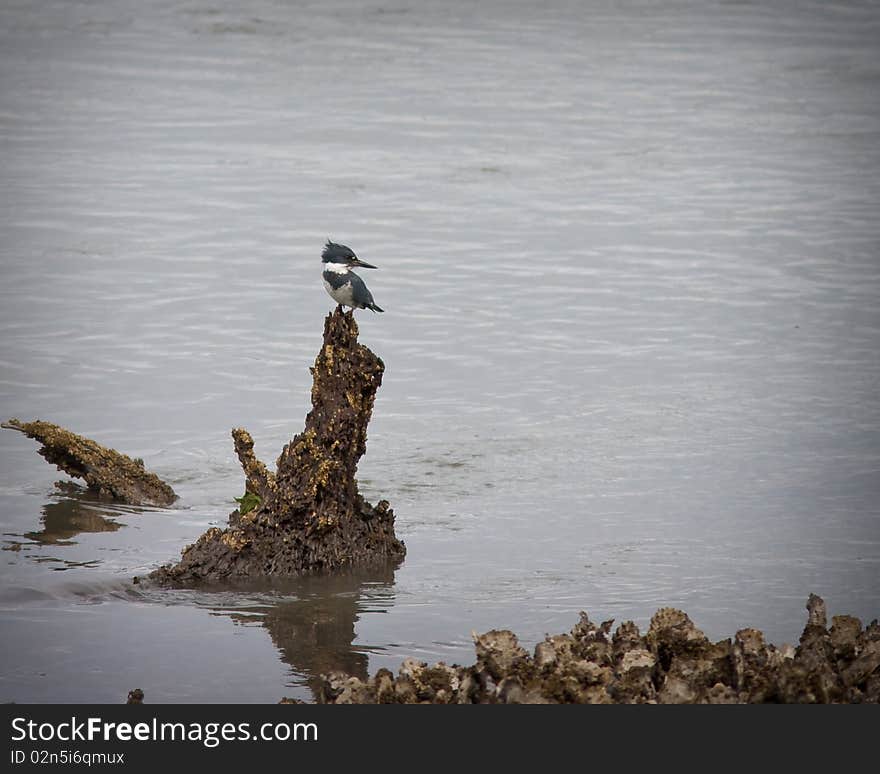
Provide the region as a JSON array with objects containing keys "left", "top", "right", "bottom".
[
  {"left": 151, "top": 307, "right": 405, "bottom": 584},
  {"left": 2, "top": 418, "right": 177, "bottom": 507}
]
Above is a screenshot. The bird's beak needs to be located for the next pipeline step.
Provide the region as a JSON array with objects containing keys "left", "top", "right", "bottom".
[{"left": 351, "top": 257, "right": 377, "bottom": 269}]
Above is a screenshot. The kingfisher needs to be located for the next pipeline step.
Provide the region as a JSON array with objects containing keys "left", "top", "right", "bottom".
[{"left": 321, "top": 241, "right": 384, "bottom": 313}]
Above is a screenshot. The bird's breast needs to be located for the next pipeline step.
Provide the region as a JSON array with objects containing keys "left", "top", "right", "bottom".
[{"left": 323, "top": 274, "right": 356, "bottom": 307}]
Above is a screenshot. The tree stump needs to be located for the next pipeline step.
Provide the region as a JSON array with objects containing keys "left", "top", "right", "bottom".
[{"left": 151, "top": 307, "right": 405, "bottom": 584}]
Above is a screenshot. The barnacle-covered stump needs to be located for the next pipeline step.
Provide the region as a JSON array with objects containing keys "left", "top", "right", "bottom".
[
  {"left": 151, "top": 308, "right": 405, "bottom": 584},
  {"left": 2, "top": 418, "right": 177, "bottom": 507}
]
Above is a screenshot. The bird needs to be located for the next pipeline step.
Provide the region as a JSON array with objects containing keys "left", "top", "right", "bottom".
[{"left": 321, "top": 240, "right": 384, "bottom": 313}]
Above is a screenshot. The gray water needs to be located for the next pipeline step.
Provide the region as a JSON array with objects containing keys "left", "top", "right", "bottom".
[{"left": 1, "top": 0, "right": 879, "bottom": 703}]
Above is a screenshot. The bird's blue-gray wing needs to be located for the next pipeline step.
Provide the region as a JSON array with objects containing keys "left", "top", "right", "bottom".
[{"left": 349, "top": 272, "right": 376, "bottom": 309}]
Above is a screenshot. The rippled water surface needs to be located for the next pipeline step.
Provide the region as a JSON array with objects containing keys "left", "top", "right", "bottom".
[{"left": 1, "top": 0, "right": 879, "bottom": 702}]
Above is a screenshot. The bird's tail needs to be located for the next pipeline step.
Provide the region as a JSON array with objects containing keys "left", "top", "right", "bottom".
[{"left": 367, "top": 303, "right": 384, "bottom": 313}]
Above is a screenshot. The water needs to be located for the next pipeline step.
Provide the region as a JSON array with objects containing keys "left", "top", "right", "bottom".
[{"left": 1, "top": 0, "right": 878, "bottom": 703}]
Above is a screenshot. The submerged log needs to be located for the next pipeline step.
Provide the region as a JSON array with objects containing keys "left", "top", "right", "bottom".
[
  {"left": 151, "top": 307, "right": 405, "bottom": 584},
  {"left": 2, "top": 418, "right": 177, "bottom": 507},
  {"left": 318, "top": 594, "right": 880, "bottom": 704}
]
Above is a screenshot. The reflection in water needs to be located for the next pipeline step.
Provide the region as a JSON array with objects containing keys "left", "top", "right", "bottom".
[
  {"left": 26, "top": 500, "right": 122, "bottom": 546},
  {"left": 0, "top": 487, "right": 130, "bottom": 570},
  {"left": 217, "top": 566, "right": 397, "bottom": 700},
  {"left": 24, "top": 486, "right": 125, "bottom": 546}
]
